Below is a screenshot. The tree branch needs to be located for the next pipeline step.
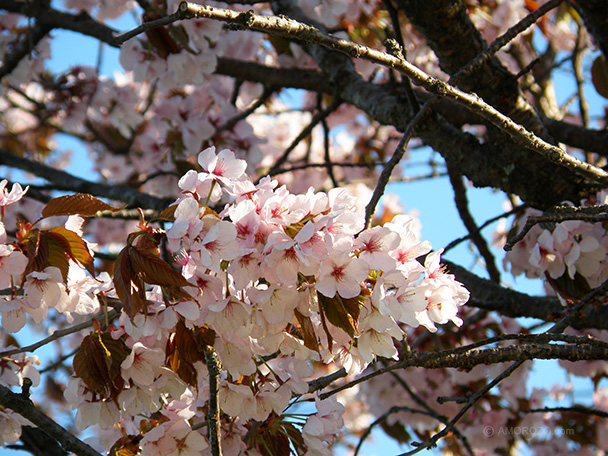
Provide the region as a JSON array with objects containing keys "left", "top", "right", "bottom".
[
  {"left": 0, "top": 0, "right": 118, "bottom": 47},
  {"left": 447, "top": 166, "right": 501, "bottom": 283},
  {"left": 0, "top": 150, "right": 174, "bottom": 211},
  {"left": 204, "top": 346, "right": 223, "bottom": 456},
  {"left": 318, "top": 343, "right": 608, "bottom": 401},
  {"left": 0, "top": 20, "right": 51, "bottom": 79},
  {"left": 444, "top": 260, "right": 608, "bottom": 330},
  {"left": 0, "top": 308, "right": 120, "bottom": 359},
  {"left": 0, "top": 385, "right": 102, "bottom": 456}
]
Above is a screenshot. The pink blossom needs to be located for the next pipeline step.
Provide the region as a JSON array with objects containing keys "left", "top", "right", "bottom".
[
  {"left": 23, "top": 267, "right": 70, "bottom": 322},
  {"left": 197, "top": 146, "right": 247, "bottom": 187},
  {"left": 0, "top": 297, "right": 27, "bottom": 333},
  {"left": 316, "top": 250, "right": 368, "bottom": 298},
  {"left": 166, "top": 197, "right": 205, "bottom": 248},
  {"left": 0, "top": 244, "right": 27, "bottom": 289},
  {"left": 121, "top": 342, "right": 166, "bottom": 386},
  {"left": 194, "top": 218, "right": 239, "bottom": 273},
  {"left": 354, "top": 226, "right": 399, "bottom": 271},
  {"left": 0, "top": 180, "right": 28, "bottom": 207}
]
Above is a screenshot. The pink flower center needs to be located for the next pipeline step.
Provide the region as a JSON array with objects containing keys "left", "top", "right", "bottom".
[
  {"left": 331, "top": 265, "right": 345, "bottom": 281},
  {"left": 362, "top": 236, "right": 381, "bottom": 253}
]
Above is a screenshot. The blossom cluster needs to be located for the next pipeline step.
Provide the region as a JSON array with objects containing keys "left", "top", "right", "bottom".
[
  {"left": 0, "top": 145, "right": 469, "bottom": 454},
  {"left": 504, "top": 190, "right": 608, "bottom": 294},
  {"left": 167, "top": 146, "right": 469, "bottom": 369},
  {"left": 0, "top": 181, "right": 42, "bottom": 445}
]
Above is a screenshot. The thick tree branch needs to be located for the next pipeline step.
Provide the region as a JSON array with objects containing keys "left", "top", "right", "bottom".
[
  {"left": 395, "top": 0, "right": 559, "bottom": 139},
  {"left": 0, "top": 385, "right": 102, "bottom": 456},
  {"left": 544, "top": 117, "right": 608, "bottom": 155},
  {"left": 443, "top": 260, "right": 608, "bottom": 330},
  {"left": 215, "top": 57, "right": 332, "bottom": 92},
  {"left": 0, "top": 0, "right": 118, "bottom": 47},
  {"left": 268, "top": 0, "right": 591, "bottom": 208},
  {"left": 0, "top": 20, "right": 51, "bottom": 79},
  {"left": 318, "top": 343, "right": 608, "bottom": 400},
  {"left": 574, "top": 0, "right": 608, "bottom": 58},
  {"left": 0, "top": 150, "right": 174, "bottom": 211}
]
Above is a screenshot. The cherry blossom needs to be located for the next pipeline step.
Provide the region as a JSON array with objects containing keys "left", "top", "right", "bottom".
[
  {"left": 0, "top": 243, "right": 27, "bottom": 289},
  {"left": 0, "top": 180, "right": 28, "bottom": 209},
  {"left": 316, "top": 250, "right": 369, "bottom": 299},
  {"left": 121, "top": 342, "right": 166, "bottom": 386}
]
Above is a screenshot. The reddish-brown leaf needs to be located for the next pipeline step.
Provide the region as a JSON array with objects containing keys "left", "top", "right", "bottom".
[
  {"left": 282, "top": 422, "right": 307, "bottom": 455},
  {"left": 294, "top": 310, "right": 319, "bottom": 353},
  {"left": 24, "top": 230, "right": 48, "bottom": 277},
  {"left": 341, "top": 294, "right": 363, "bottom": 333},
  {"left": 592, "top": 55, "right": 608, "bottom": 99},
  {"left": 113, "top": 247, "right": 147, "bottom": 318},
  {"left": 153, "top": 204, "right": 178, "bottom": 222},
  {"left": 317, "top": 291, "right": 358, "bottom": 338},
  {"left": 249, "top": 416, "right": 299, "bottom": 456},
  {"left": 113, "top": 244, "right": 190, "bottom": 318},
  {"left": 165, "top": 320, "right": 214, "bottom": 386},
  {"left": 41, "top": 193, "right": 124, "bottom": 219},
  {"left": 44, "top": 233, "right": 70, "bottom": 283},
  {"left": 193, "top": 324, "right": 216, "bottom": 351},
  {"left": 316, "top": 293, "right": 333, "bottom": 352},
  {"left": 109, "top": 432, "right": 142, "bottom": 456},
  {"left": 129, "top": 245, "right": 190, "bottom": 288},
  {"left": 73, "top": 331, "right": 127, "bottom": 401},
  {"left": 166, "top": 322, "right": 198, "bottom": 386},
  {"left": 380, "top": 420, "right": 411, "bottom": 444},
  {"left": 50, "top": 227, "right": 95, "bottom": 276}
]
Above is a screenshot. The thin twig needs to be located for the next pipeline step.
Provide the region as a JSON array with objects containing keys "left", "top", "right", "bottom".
[
  {"left": 447, "top": 166, "right": 501, "bottom": 283},
  {"left": 443, "top": 205, "right": 525, "bottom": 253},
  {"left": 353, "top": 405, "right": 440, "bottom": 456},
  {"left": 265, "top": 98, "right": 342, "bottom": 177},
  {"left": 114, "top": 9, "right": 184, "bottom": 45},
  {"left": 0, "top": 309, "right": 120, "bottom": 358},
  {"left": 364, "top": 100, "right": 430, "bottom": 228},
  {"left": 213, "top": 86, "right": 274, "bottom": 137},
  {"left": 0, "top": 21, "right": 51, "bottom": 79},
  {"left": 205, "top": 346, "right": 223, "bottom": 456},
  {"left": 572, "top": 23, "right": 590, "bottom": 161},
  {"left": 523, "top": 406, "right": 608, "bottom": 419},
  {"left": 319, "top": 95, "right": 338, "bottom": 187},
  {"left": 387, "top": 371, "right": 474, "bottom": 455},
  {"left": 504, "top": 208, "right": 608, "bottom": 251},
  {"left": 381, "top": 0, "right": 420, "bottom": 113},
  {"left": 398, "top": 361, "right": 523, "bottom": 455}
]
